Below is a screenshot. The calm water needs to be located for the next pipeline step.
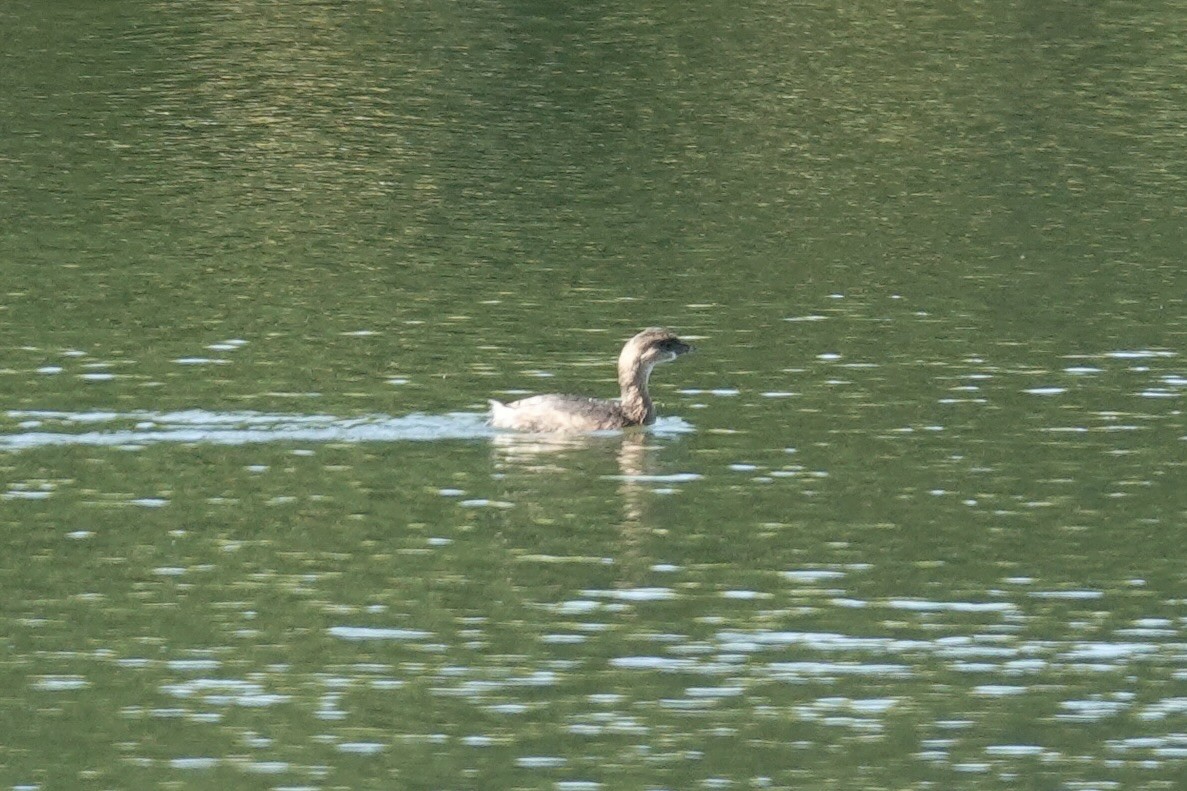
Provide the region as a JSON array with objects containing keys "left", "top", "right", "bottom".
[{"left": 2, "top": 1, "right": 1185, "bottom": 789}]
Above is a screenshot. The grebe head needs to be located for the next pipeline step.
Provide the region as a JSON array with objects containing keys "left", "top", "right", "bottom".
[{"left": 619, "top": 328, "right": 694, "bottom": 370}]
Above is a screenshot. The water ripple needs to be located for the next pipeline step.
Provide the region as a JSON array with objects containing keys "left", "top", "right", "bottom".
[
  {"left": 2, "top": 409, "right": 694, "bottom": 449},
  {"left": 1, "top": 409, "right": 494, "bottom": 448}
]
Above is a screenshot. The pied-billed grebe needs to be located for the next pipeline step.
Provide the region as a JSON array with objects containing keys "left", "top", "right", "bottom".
[{"left": 489, "top": 328, "right": 693, "bottom": 432}]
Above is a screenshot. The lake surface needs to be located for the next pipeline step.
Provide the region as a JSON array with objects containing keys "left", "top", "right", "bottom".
[{"left": 2, "top": 1, "right": 1185, "bottom": 789}]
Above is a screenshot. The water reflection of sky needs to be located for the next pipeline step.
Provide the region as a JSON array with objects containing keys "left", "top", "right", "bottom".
[{"left": 50, "top": 564, "right": 1185, "bottom": 781}]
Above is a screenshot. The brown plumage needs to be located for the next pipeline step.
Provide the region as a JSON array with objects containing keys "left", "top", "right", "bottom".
[{"left": 489, "top": 328, "right": 693, "bottom": 432}]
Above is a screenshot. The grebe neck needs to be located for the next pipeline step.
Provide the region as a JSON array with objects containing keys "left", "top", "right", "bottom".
[{"left": 618, "top": 359, "right": 656, "bottom": 425}]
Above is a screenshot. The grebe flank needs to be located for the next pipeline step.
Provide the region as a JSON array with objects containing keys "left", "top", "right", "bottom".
[{"left": 489, "top": 328, "right": 693, "bottom": 432}]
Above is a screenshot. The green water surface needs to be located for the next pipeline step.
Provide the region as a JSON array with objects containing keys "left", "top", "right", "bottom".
[{"left": 2, "top": 1, "right": 1185, "bottom": 789}]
